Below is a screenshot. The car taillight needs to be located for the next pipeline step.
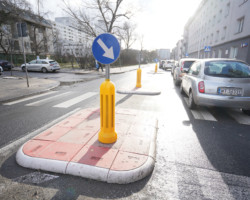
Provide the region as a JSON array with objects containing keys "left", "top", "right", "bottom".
[{"left": 198, "top": 81, "right": 205, "bottom": 93}]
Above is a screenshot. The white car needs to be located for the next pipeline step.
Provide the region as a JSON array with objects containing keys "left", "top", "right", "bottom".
[
  {"left": 163, "top": 60, "right": 175, "bottom": 70},
  {"left": 21, "top": 59, "right": 60, "bottom": 73},
  {"left": 0, "top": 66, "right": 3, "bottom": 75}
]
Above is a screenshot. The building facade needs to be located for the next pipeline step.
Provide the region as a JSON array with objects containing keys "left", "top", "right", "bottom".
[
  {"left": 52, "top": 17, "right": 91, "bottom": 57},
  {"left": 0, "top": 1, "right": 54, "bottom": 59},
  {"left": 157, "top": 49, "right": 170, "bottom": 60},
  {"left": 184, "top": 0, "right": 250, "bottom": 64}
]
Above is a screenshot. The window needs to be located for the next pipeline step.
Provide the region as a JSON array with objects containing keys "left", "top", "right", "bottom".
[
  {"left": 189, "top": 62, "right": 201, "bottom": 76},
  {"left": 210, "top": 34, "right": 213, "bottom": 44},
  {"left": 229, "top": 47, "right": 238, "bottom": 58},
  {"left": 237, "top": 17, "right": 244, "bottom": 33},
  {"left": 216, "top": 30, "right": 219, "bottom": 42},
  {"left": 212, "top": 50, "right": 216, "bottom": 58},
  {"left": 222, "top": 26, "right": 227, "bottom": 40},
  {"left": 218, "top": 49, "right": 222, "bottom": 58},
  {"left": 225, "top": 3, "right": 230, "bottom": 17}
]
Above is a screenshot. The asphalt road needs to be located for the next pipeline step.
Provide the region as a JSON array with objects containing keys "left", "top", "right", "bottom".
[{"left": 0, "top": 66, "right": 250, "bottom": 199}]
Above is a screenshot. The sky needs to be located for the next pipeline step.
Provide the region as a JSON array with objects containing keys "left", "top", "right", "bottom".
[{"left": 27, "top": 0, "right": 202, "bottom": 50}]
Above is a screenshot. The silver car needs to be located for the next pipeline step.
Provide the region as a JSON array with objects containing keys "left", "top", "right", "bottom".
[
  {"left": 21, "top": 59, "right": 60, "bottom": 73},
  {"left": 0, "top": 66, "right": 3, "bottom": 75},
  {"left": 181, "top": 59, "right": 250, "bottom": 114},
  {"left": 173, "top": 58, "right": 199, "bottom": 86}
]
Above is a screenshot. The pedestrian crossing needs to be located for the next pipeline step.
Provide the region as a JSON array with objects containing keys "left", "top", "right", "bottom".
[
  {"left": 2, "top": 91, "right": 250, "bottom": 125},
  {"left": 183, "top": 97, "right": 250, "bottom": 125},
  {"left": 3, "top": 91, "right": 98, "bottom": 109}
]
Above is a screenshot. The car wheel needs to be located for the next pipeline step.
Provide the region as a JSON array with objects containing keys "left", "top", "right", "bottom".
[
  {"left": 22, "top": 66, "right": 26, "bottom": 72},
  {"left": 180, "top": 83, "right": 185, "bottom": 95},
  {"left": 42, "top": 67, "right": 48, "bottom": 73},
  {"left": 187, "top": 90, "right": 196, "bottom": 109},
  {"left": 242, "top": 109, "right": 250, "bottom": 116},
  {"left": 173, "top": 73, "right": 179, "bottom": 86}
]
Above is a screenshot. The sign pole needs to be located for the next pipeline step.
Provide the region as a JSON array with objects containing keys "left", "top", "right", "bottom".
[{"left": 92, "top": 33, "right": 120, "bottom": 144}]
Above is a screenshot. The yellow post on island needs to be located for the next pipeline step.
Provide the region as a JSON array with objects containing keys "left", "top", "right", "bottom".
[
  {"left": 98, "top": 78, "right": 117, "bottom": 143},
  {"left": 92, "top": 33, "right": 120, "bottom": 144},
  {"left": 155, "top": 63, "right": 158, "bottom": 73}
]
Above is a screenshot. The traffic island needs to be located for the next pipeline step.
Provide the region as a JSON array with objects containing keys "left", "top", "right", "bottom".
[{"left": 16, "top": 108, "right": 157, "bottom": 184}]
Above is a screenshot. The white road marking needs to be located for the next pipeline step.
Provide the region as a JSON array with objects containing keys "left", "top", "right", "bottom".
[
  {"left": 53, "top": 92, "right": 97, "bottom": 108},
  {"left": 227, "top": 110, "right": 250, "bottom": 125},
  {"left": 3, "top": 91, "right": 57, "bottom": 105},
  {"left": 184, "top": 98, "right": 217, "bottom": 121},
  {"left": 13, "top": 172, "right": 59, "bottom": 184},
  {"left": 26, "top": 92, "right": 71, "bottom": 106}
]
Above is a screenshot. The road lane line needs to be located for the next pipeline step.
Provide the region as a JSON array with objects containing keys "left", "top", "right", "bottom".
[
  {"left": 26, "top": 92, "right": 71, "bottom": 106},
  {"left": 53, "top": 92, "right": 97, "bottom": 108},
  {"left": 3, "top": 91, "right": 57, "bottom": 105}
]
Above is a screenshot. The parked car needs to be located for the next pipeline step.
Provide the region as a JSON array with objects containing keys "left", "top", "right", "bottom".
[
  {"left": 171, "top": 60, "right": 178, "bottom": 75},
  {"left": 163, "top": 60, "right": 175, "bottom": 71},
  {"left": 0, "top": 66, "right": 3, "bottom": 75},
  {"left": 173, "top": 58, "right": 199, "bottom": 86},
  {"left": 0, "top": 60, "right": 13, "bottom": 71},
  {"left": 159, "top": 60, "right": 166, "bottom": 69},
  {"left": 21, "top": 59, "right": 60, "bottom": 73},
  {"left": 180, "top": 58, "right": 250, "bottom": 114}
]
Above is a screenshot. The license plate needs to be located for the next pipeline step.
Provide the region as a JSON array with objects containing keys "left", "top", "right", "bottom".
[{"left": 217, "top": 87, "right": 243, "bottom": 96}]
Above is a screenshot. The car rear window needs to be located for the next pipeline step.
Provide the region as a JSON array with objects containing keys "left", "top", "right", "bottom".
[
  {"left": 183, "top": 61, "right": 195, "bottom": 69},
  {"left": 49, "top": 61, "right": 57, "bottom": 64},
  {"left": 204, "top": 61, "right": 250, "bottom": 78}
]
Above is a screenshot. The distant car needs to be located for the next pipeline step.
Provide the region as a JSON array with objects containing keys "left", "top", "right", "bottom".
[
  {"left": 21, "top": 59, "right": 60, "bottom": 73},
  {"left": 171, "top": 61, "right": 178, "bottom": 75},
  {"left": 159, "top": 60, "right": 166, "bottom": 69},
  {"left": 0, "top": 60, "right": 13, "bottom": 71},
  {"left": 0, "top": 66, "right": 3, "bottom": 75},
  {"left": 180, "top": 58, "right": 250, "bottom": 114},
  {"left": 173, "top": 58, "right": 199, "bottom": 86},
  {"left": 163, "top": 60, "right": 175, "bottom": 70}
]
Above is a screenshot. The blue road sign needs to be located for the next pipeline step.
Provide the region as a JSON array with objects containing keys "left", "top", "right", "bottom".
[
  {"left": 204, "top": 46, "right": 211, "bottom": 52},
  {"left": 92, "top": 33, "right": 120, "bottom": 65}
]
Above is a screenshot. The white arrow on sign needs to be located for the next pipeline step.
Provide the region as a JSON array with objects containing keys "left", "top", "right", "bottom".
[{"left": 97, "top": 38, "right": 114, "bottom": 59}]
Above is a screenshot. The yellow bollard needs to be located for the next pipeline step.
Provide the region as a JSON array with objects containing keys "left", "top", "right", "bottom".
[
  {"left": 136, "top": 68, "right": 142, "bottom": 88},
  {"left": 155, "top": 63, "right": 158, "bottom": 73},
  {"left": 98, "top": 79, "right": 117, "bottom": 144}
]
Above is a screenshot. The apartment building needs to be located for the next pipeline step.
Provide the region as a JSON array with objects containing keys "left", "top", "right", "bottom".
[
  {"left": 184, "top": 0, "right": 250, "bottom": 64},
  {"left": 52, "top": 17, "right": 90, "bottom": 57}
]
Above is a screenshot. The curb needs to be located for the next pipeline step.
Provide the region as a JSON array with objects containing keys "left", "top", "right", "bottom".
[
  {"left": 15, "top": 108, "right": 158, "bottom": 184},
  {"left": 117, "top": 90, "right": 161, "bottom": 96}
]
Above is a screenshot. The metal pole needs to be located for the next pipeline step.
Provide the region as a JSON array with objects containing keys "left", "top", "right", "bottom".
[
  {"left": 105, "top": 64, "right": 110, "bottom": 80},
  {"left": 19, "top": 22, "right": 29, "bottom": 87},
  {"left": 139, "top": 51, "right": 141, "bottom": 69}
]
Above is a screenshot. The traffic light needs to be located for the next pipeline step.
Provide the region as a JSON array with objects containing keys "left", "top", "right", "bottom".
[{"left": 17, "top": 22, "right": 28, "bottom": 37}]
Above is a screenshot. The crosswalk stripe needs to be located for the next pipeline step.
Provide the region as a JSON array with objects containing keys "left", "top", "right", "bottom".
[
  {"left": 3, "top": 91, "right": 57, "bottom": 106},
  {"left": 184, "top": 97, "right": 217, "bottom": 121},
  {"left": 53, "top": 92, "right": 97, "bottom": 108},
  {"left": 227, "top": 110, "right": 250, "bottom": 125},
  {"left": 192, "top": 108, "right": 217, "bottom": 121},
  {"left": 26, "top": 92, "right": 71, "bottom": 106}
]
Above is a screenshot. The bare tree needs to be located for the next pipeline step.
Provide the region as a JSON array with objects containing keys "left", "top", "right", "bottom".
[
  {"left": 117, "top": 21, "right": 137, "bottom": 50},
  {"left": 0, "top": 0, "right": 32, "bottom": 56},
  {"left": 63, "top": 0, "right": 132, "bottom": 38}
]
